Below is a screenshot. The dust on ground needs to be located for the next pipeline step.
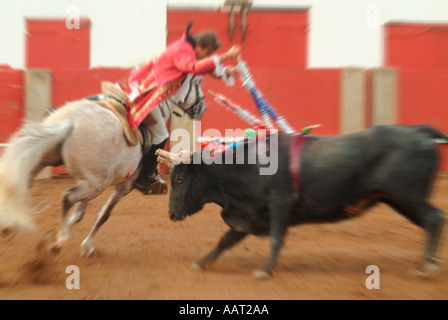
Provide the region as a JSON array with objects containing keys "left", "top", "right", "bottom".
[{"left": 0, "top": 174, "right": 447, "bottom": 300}]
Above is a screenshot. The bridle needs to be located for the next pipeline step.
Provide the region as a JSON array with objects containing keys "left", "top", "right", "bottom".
[{"left": 162, "top": 77, "right": 205, "bottom": 119}]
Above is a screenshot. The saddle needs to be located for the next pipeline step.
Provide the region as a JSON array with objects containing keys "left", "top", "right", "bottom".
[{"left": 91, "top": 82, "right": 151, "bottom": 148}]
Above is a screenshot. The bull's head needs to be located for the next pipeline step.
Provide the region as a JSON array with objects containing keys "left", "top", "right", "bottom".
[{"left": 156, "top": 149, "right": 209, "bottom": 221}]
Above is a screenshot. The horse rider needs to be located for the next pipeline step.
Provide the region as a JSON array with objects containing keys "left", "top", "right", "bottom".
[{"left": 108, "top": 23, "right": 241, "bottom": 195}]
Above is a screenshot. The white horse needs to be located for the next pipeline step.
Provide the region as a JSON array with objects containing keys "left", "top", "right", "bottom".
[{"left": 0, "top": 76, "right": 205, "bottom": 256}]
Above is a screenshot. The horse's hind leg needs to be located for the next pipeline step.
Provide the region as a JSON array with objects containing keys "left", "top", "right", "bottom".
[
  {"left": 50, "top": 200, "right": 87, "bottom": 254},
  {"left": 51, "top": 182, "right": 103, "bottom": 254},
  {"left": 80, "top": 180, "right": 134, "bottom": 257}
]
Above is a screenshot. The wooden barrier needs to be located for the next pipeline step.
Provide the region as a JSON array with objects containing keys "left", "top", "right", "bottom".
[
  {"left": 0, "top": 67, "right": 24, "bottom": 143},
  {"left": 1, "top": 65, "right": 448, "bottom": 172}
]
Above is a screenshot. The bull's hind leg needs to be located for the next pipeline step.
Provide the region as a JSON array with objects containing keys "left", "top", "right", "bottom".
[
  {"left": 80, "top": 180, "right": 134, "bottom": 257},
  {"left": 191, "top": 228, "right": 248, "bottom": 271},
  {"left": 413, "top": 203, "right": 444, "bottom": 277},
  {"left": 388, "top": 199, "right": 444, "bottom": 277}
]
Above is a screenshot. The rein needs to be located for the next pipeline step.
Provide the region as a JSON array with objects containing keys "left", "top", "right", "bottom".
[{"left": 165, "top": 78, "right": 204, "bottom": 117}]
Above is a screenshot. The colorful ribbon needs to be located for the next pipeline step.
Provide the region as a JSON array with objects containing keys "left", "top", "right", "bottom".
[
  {"left": 238, "top": 60, "right": 295, "bottom": 134},
  {"left": 208, "top": 91, "right": 269, "bottom": 129}
]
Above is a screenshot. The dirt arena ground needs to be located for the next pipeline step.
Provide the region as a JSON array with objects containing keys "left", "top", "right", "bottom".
[{"left": 0, "top": 173, "right": 447, "bottom": 300}]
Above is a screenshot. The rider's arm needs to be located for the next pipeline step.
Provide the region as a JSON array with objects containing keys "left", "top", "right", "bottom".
[
  {"left": 211, "top": 59, "right": 235, "bottom": 86},
  {"left": 173, "top": 45, "right": 241, "bottom": 77},
  {"left": 173, "top": 48, "right": 216, "bottom": 75}
]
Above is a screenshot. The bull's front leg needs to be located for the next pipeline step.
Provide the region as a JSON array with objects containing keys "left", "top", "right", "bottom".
[
  {"left": 191, "top": 228, "right": 248, "bottom": 271},
  {"left": 253, "top": 230, "right": 286, "bottom": 279},
  {"left": 253, "top": 194, "right": 291, "bottom": 279}
]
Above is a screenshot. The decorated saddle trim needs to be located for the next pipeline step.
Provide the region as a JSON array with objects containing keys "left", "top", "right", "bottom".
[{"left": 91, "top": 98, "right": 148, "bottom": 147}]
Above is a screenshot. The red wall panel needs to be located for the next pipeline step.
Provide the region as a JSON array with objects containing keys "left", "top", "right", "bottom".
[
  {"left": 199, "top": 68, "right": 340, "bottom": 136},
  {"left": 385, "top": 22, "right": 448, "bottom": 172},
  {"left": 26, "top": 19, "right": 91, "bottom": 69},
  {"left": 52, "top": 68, "right": 131, "bottom": 107},
  {"left": 385, "top": 23, "right": 448, "bottom": 69},
  {"left": 398, "top": 69, "right": 448, "bottom": 126},
  {"left": 398, "top": 69, "right": 448, "bottom": 171},
  {"left": 0, "top": 68, "right": 24, "bottom": 143},
  {"left": 439, "top": 144, "right": 448, "bottom": 172},
  {"left": 167, "top": 9, "right": 308, "bottom": 70}
]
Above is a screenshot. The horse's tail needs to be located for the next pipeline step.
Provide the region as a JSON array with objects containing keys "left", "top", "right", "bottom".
[{"left": 0, "top": 120, "right": 73, "bottom": 231}]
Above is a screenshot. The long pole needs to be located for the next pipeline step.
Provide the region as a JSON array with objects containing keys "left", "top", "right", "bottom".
[{"left": 237, "top": 60, "right": 295, "bottom": 134}]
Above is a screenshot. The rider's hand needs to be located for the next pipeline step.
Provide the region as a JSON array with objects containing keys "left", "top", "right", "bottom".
[
  {"left": 219, "top": 45, "right": 241, "bottom": 63},
  {"left": 226, "top": 45, "right": 241, "bottom": 59},
  {"left": 225, "top": 67, "right": 240, "bottom": 77},
  {"left": 225, "top": 66, "right": 242, "bottom": 80}
]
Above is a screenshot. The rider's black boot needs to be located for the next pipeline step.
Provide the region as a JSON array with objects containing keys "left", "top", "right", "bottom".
[{"left": 135, "top": 139, "right": 168, "bottom": 195}]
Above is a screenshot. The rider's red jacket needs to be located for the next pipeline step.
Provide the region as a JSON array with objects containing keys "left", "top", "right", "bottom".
[{"left": 119, "top": 32, "right": 216, "bottom": 130}]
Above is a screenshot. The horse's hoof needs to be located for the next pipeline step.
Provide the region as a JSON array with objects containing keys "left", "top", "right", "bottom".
[
  {"left": 411, "top": 262, "right": 440, "bottom": 279},
  {"left": 1, "top": 226, "right": 17, "bottom": 242},
  {"left": 80, "top": 245, "right": 95, "bottom": 257},
  {"left": 411, "top": 269, "right": 429, "bottom": 278},
  {"left": 191, "top": 261, "right": 207, "bottom": 271},
  {"left": 252, "top": 269, "right": 272, "bottom": 280},
  {"left": 47, "top": 242, "right": 64, "bottom": 260},
  {"left": 190, "top": 261, "right": 201, "bottom": 270},
  {"left": 49, "top": 242, "right": 63, "bottom": 254}
]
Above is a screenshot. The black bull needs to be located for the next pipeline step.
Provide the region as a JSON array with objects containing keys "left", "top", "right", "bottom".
[{"left": 167, "top": 124, "right": 446, "bottom": 278}]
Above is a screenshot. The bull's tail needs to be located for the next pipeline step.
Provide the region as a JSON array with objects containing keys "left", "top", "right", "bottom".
[
  {"left": 0, "top": 120, "right": 73, "bottom": 231},
  {"left": 416, "top": 125, "right": 448, "bottom": 144}
]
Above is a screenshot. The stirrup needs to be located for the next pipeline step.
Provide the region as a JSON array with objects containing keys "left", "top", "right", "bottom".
[{"left": 135, "top": 175, "right": 168, "bottom": 195}]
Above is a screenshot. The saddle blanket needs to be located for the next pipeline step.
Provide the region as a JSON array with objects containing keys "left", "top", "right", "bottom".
[{"left": 91, "top": 98, "right": 149, "bottom": 147}]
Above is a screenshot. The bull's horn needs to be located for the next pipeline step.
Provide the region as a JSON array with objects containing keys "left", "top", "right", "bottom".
[
  {"left": 156, "top": 149, "right": 175, "bottom": 168},
  {"left": 157, "top": 157, "right": 175, "bottom": 169},
  {"left": 156, "top": 149, "right": 192, "bottom": 165}
]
